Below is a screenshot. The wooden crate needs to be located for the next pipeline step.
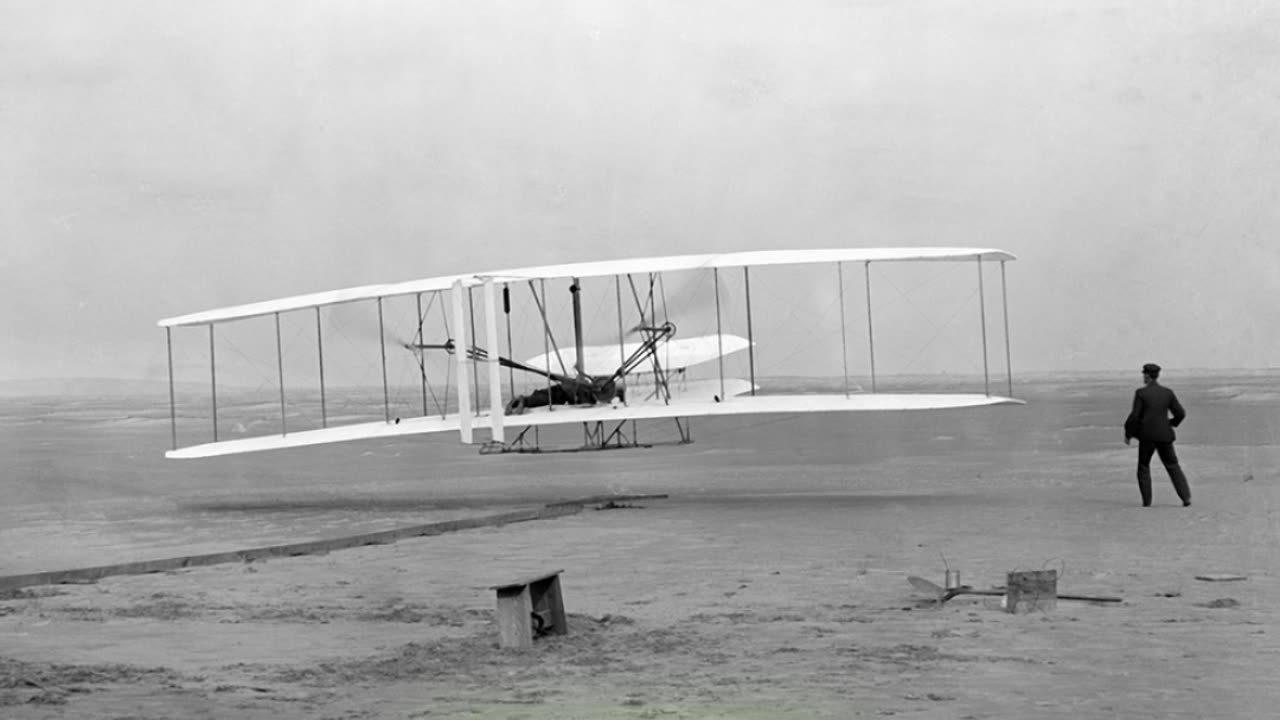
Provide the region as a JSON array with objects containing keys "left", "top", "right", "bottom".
[{"left": 490, "top": 570, "right": 567, "bottom": 649}]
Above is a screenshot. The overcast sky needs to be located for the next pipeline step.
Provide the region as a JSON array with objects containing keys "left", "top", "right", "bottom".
[{"left": 3, "top": 0, "right": 1278, "bottom": 383}]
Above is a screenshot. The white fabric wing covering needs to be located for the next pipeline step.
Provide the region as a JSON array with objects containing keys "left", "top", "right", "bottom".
[
  {"left": 159, "top": 248, "right": 1015, "bottom": 327},
  {"left": 167, "top": 393, "right": 1022, "bottom": 459}
]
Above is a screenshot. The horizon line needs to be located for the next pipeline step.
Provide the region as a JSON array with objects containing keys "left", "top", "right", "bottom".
[{"left": 3, "top": 366, "right": 1278, "bottom": 390}]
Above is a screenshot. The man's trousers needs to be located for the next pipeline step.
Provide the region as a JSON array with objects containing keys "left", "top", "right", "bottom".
[{"left": 1137, "top": 440, "right": 1191, "bottom": 506}]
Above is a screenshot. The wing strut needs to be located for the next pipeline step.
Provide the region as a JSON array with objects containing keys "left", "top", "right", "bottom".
[
  {"left": 838, "top": 262, "right": 850, "bottom": 398},
  {"left": 378, "top": 298, "right": 390, "bottom": 423},
  {"left": 411, "top": 292, "right": 448, "bottom": 417},
  {"left": 615, "top": 275, "right": 626, "bottom": 400},
  {"left": 208, "top": 324, "right": 218, "bottom": 442},
  {"left": 539, "top": 279, "right": 552, "bottom": 413},
  {"left": 977, "top": 258, "right": 990, "bottom": 397},
  {"left": 416, "top": 293, "right": 428, "bottom": 416},
  {"left": 166, "top": 327, "right": 176, "bottom": 450},
  {"left": 467, "top": 287, "right": 480, "bottom": 415},
  {"left": 743, "top": 267, "right": 756, "bottom": 396},
  {"left": 438, "top": 291, "right": 452, "bottom": 419},
  {"left": 713, "top": 268, "right": 725, "bottom": 402},
  {"left": 451, "top": 279, "right": 472, "bottom": 443},
  {"left": 503, "top": 284, "right": 515, "bottom": 399},
  {"left": 570, "top": 277, "right": 585, "bottom": 377},
  {"left": 483, "top": 278, "right": 505, "bottom": 443},
  {"left": 864, "top": 261, "right": 877, "bottom": 393},
  {"left": 652, "top": 272, "right": 673, "bottom": 403},
  {"left": 275, "top": 311, "right": 287, "bottom": 435},
  {"left": 316, "top": 307, "right": 327, "bottom": 428},
  {"left": 1001, "top": 260, "right": 1014, "bottom": 398}
]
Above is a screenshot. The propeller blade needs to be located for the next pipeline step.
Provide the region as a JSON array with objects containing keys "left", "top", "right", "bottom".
[{"left": 403, "top": 339, "right": 456, "bottom": 353}]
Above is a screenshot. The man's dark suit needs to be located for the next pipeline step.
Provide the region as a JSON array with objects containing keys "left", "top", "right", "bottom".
[{"left": 1125, "top": 382, "right": 1191, "bottom": 506}]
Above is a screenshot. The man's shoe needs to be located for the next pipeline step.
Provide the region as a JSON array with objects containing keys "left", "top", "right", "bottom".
[{"left": 1182, "top": 500, "right": 1191, "bottom": 507}]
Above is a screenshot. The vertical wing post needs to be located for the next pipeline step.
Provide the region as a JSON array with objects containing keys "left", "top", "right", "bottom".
[
  {"left": 482, "top": 277, "right": 505, "bottom": 444},
  {"left": 451, "top": 280, "right": 473, "bottom": 443}
]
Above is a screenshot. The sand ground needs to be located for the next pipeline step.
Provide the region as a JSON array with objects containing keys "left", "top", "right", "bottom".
[
  {"left": 3, "top": 440, "right": 1280, "bottom": 719},
  {"left": 3, "top": 376, "right": 1280, "bottom": 719}
]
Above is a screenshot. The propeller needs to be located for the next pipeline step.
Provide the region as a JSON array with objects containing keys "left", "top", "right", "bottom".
[
  {"left": 625, "top": 321, "right": 677, "bottom": 338},
  {"left": 402, "top": 339, "right": 455, "bottom": 353}
]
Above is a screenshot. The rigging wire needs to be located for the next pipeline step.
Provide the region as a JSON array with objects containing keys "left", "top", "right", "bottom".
[
  {"left": 866, "top": 265, "right": 988, "bottom": 375},
  {"left": 896, "top": 285, "right": 982, "bottom": 375},
  {"left": 216, "top": 330, "right": 277, "bottom": 390}
]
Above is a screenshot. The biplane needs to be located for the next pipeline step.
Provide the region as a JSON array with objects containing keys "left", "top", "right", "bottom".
[{"left": 157, "top": 248, "right": 1022, "bottom": 458}]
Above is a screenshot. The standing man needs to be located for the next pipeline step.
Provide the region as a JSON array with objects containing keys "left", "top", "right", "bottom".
[{"left": 1124, "top": 363, "right": 1192, "bottom": 507}]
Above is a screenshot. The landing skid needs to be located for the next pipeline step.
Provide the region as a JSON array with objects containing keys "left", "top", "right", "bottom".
[{"left": 479, "top": 417, "right": 693, "bottom": 454}]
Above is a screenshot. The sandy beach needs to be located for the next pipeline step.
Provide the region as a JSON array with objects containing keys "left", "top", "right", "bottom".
[{"left": 3, "top": 372, "right": 1279, "bottom": 718}]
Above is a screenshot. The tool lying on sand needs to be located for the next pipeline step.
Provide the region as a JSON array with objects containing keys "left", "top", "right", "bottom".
[{"left": 907, "top": 576, "right": 1122, "bottom": 606}]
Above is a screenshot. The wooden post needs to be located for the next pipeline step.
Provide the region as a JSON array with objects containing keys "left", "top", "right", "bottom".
[{"left": 1005, "top": 569, "right": 1058, "bottom": 613}]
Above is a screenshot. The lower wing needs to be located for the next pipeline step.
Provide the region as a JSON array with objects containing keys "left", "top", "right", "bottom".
[{"left": 166, "top": 389, "right": 1022, "bottom": 459}]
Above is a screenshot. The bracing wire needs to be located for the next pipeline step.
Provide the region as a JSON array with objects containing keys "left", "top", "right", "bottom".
[
  {"left": 897, "top": 285, "right": 982, "bottom": 374},
  {"left": 217, "top": 332, "right": 277, "bottom": 389}
]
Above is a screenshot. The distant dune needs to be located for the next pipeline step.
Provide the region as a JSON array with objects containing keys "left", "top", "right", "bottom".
[
  {"left": 0, "top": 377, "right": 206, "bottom": 398},
  {"left": 3, "top": 369, "right": 1274, "bottom": 400}
]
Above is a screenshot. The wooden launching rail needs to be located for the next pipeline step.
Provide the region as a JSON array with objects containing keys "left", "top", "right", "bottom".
[
  {"left": 0, "top": 493, "right": 669, "bottom": 593},
  {"left": 0, "top": 504, "right": 583, "bottom": 593}
]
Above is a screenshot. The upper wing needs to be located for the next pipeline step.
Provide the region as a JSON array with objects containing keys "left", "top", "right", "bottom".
[{"left": 158, "top": 248, "right": 1015, "bottom": 328}]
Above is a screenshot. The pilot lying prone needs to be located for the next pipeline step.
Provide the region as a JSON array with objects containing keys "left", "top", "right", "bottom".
[{"left": 505, "top": 379, "right": 625, "bottom": 415}]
